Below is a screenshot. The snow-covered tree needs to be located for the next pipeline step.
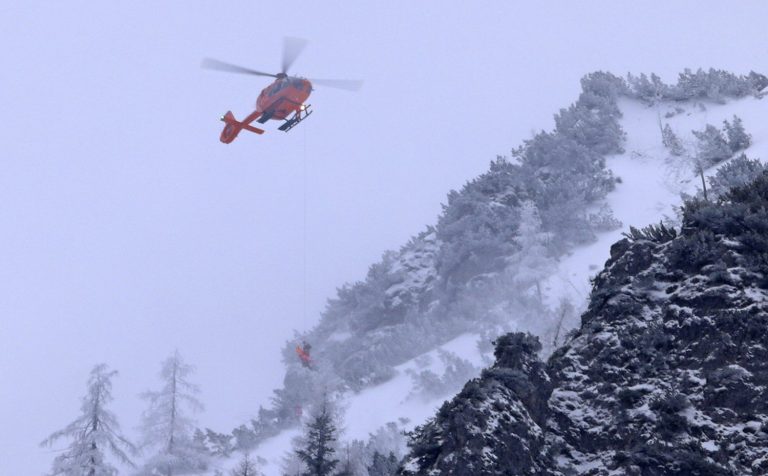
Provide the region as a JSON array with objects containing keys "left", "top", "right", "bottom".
[
  {"left": 282, "top": 450, "right": 307, "bottom": 476},
  {"left": 707, "top": 153, "right": 766, "bottom": 198},
  {"left": 367, "top": 451, "right": 399, "bottom": 476},
  {"left": 692, "top": 124, "right": 731, "bottom": 167},
  {"left": 550, "top": 297, "right": 577, "bottom": 348},
  {"left": 335, "top": 441, "right": 368, "bottom": 476},
  {"left": 295, "top": 398, "right": 340, "bottom": 476},
  {"left": 41, "top": 364, "right": 135, "bottom": 476},
  {"left": 661, "top": 124, "right": 685, "bottom": 156},
  {"left": 200, "top": 428, "right": 234, "bottom": 457},
  {"left": 627, "top": 72, "right": 668, "bottom": 104},
  {"left": 723, "top": 115, "right": 751, "bottom": 152},
  {"left": 506, "top": 201, "right": 555, "bottom": 302},
  {"left": 365, "top": 422, "right": 407, "bottom": 463},
  {"left": 136, "top": 350, "right": 207, "bottom": 476},
  {"left": 588, "top": 203, "right": 622, "bottom": 232},
  {"left": 230, "top": 453, "right": 263, "bottom": 476}
]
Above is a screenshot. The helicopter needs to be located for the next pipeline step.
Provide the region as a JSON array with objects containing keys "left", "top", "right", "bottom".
[{"left": 202, "top": 37, "right": 362, "bottom": 144}]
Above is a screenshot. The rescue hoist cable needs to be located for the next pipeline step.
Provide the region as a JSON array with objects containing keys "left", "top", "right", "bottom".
[{"left": 302, "top": 123, "right": 308, "bottom": 328}]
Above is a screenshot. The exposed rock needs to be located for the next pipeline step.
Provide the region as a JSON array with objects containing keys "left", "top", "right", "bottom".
[
  {"left": 400, "top": 173, "right": 768, "bottom": 475},
  {"left": 400, "top": 333, "right": 556, "bottom": 475}
]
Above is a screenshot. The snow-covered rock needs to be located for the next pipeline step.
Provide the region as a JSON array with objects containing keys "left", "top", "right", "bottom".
[{"left": 401, "top": 172, "right": 768, "bottom": 474}]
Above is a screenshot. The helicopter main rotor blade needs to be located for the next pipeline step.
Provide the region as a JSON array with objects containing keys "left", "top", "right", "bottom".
[
  {"left": 309, "top": 78, "right": 364, "bottom": 92},
  {"left": 282, "top": 37, "right": 308, "bottom": 74},
  {"left": 201, "top": 58, "right": 278, "bottom": 78}
]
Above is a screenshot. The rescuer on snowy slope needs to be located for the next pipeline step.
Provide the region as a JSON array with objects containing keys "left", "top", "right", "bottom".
[{"left": 295, "top": 341, "right": 312, "bottom": 368}]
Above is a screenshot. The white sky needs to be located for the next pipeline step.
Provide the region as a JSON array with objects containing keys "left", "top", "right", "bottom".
[{"left": 1, "top": 2, "right": 767, "bottom": 474}]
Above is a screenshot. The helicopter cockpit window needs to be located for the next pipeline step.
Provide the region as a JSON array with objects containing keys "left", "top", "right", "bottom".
[
  {"left": 270, "top": 81, "right": 286, "bottom": 96},
  {"left": 290, "top": 78, "right": 304, "bottom": 90}
]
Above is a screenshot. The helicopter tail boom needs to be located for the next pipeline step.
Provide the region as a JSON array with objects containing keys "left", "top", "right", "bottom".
[{"left": 219, "top": 111, "right": 265, "bottom": 144}]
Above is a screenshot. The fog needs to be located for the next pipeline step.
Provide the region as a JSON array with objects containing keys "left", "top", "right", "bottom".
[{"left": 1, "top": 2, "right": 766, "bottom": 474}]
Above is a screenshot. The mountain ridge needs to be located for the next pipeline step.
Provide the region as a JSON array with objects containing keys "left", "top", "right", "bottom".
[
  {"left": 401, "top": 172, "right": 768, "bottom": 475},
  {"left": 210, "top": 69, "right": 768, "bottom": 475}
]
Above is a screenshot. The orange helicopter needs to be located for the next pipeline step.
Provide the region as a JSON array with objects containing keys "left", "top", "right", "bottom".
[{"left": 202, "top": 38, "right": 362, "bottom": 144}]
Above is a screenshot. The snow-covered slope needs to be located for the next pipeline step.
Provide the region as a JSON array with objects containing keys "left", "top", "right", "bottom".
[
  {"left": 225, "top": 89, "right": 766, "bottom": 475},
  {"left": 543, "top": 94, "right": 767, "bottom": 320},
  {"left": 403, "top": 162, "right": 768, "bottom": 475}
]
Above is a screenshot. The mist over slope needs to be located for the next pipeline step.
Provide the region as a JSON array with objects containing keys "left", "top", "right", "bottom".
[
  {"left": 201, "top": 69, "right": 767, "bottom": 475},
  {"left": 401, "top": 171, "right": 768, "bottom": 475},
  {"left": 33, "top": 67, "right": 767, "bottom": 476}
]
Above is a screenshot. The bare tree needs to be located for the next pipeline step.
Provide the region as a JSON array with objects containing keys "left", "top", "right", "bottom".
[
  {"left": 136, "top": 350, "right": 208, "bottom": 476},
  {"left": 230, "top": 452, "right": 263, "bottom": 476},
  {"left": 41, "top": 364, "right": 135, "bottom": 476}
]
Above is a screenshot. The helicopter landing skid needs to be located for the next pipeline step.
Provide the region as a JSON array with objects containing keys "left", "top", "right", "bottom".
[{"left": 278, "top": 105, "right": 312, "bottom": 132}]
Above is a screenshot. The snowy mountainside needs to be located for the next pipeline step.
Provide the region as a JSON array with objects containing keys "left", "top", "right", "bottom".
[
  {"left": 249, "top": 333, "right": 486, "bottom": 475},
  {"left": 541, "top": 94, "right": 768, "bottom": 317},
  {"left": 384, "top": 231, "right": 440, "bottom": 309},
  {"left": 213, "top": 70, "right": 767, "bottom": 475},
  {"left": 402, "top": 171, "right": 768, "bottom": 474}
]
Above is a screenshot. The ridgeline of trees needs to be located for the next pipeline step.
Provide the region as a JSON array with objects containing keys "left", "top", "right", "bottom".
[
  {"left": 44, "top": 69, "right": 766, "bottom": 475},
  {"left": 222, "top": 69, "right": 766, "bottom": 452}
]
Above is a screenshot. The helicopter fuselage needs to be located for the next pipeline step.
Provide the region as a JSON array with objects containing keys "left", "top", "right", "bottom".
[
  {"left": 204, "top": 37, "right": 359, "bottom": 143},
  {"left": 218, "top": 76, "right": 314, "bottom": 143},
  {"left": 256, "top": 76, "right": 313, "bottom": 121}
]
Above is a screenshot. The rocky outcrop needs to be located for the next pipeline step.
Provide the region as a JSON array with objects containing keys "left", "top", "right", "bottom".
[
  {"left": 400, "top": 173, "right": 768, "bottom": 475},
  {"left": 400, "top": 333, "right": 556, "bottom": 475}
]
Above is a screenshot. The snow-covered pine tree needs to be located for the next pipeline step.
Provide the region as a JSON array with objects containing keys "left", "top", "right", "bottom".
[
  {"left": 550, "top": 297, "right": 576, "bottom": 348},
  {"left": 230, "top": 453, "right": 263, "bottom": 476},
  {"left": 367, "top": 451, "right": 399, "bottom": 476},
  {"left": 341, "top": 440, "right": 370, "bottom": 476},
  {"left": 295, "top": 398, "right": 340, "bottom": 476},
  {"left": 281, "top": 450, "right": 307, "bottom": 476},
  {"left": 723, "top": 115, "right": 751, "bottom": 152},
  {"left": 40, "top": 364, "right": 135, "bottom": 476},
  {"left": 661, "top": 124, "right": 685, "bottom": 156},
  {"left": 136, "top": 350, "right": 208, "bottom": 476},
  {"left": 203, "top": 428, "right": 234, "bottom": 457},
  {"left": 507, "top": 201, "right": 555, "bottom": 302},
  {"left": 692, "top": 123, "right": 731, "bottom": 167},
  {"left": 334, "top": 452, "right": 354, "bottom": 476},
  {"left": 707, "top": 153, "right": 766, "bottom": 198}
]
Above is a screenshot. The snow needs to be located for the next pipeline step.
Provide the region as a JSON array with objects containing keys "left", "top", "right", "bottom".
[
  {"left": 702, "top": 440, "right": 718, "bottom": 452},
  {"left": 327, "top": 330, "right": 353, "bottom": 342},
  {"left": 385, "top": 232, "right": 439, "bottom": 308},
  {"left": 343, "top": 334, "right": 483, "bottom": 437},
  {"left": 745, "top": 287, "right": 768, "bottom": 303},
  {"left": 252, "top": 332, "right": 485, "bottom": 475},
  {"left": 248, "top": 93, "right": 768, "bottom": 474},
  {"left": 542, "top": 95, "right": 768, "bottom": 316},
  {"left": 14, "top": 76, "right": 768, "bottom": 475}
]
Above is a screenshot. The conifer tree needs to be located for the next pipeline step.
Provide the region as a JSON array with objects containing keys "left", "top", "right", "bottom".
[
  {"left": 295, "top": 399, "right": 339, "bottom": 476},
  {"left": 367, "top": 451, "right": 399, "bottom": 476},
  {"left": 230, "top": 453, "right": 263, "bottom": 476},
  {"left": 723, "top": 115, "right": 751, "bottom": 152},
  {"left": 136, "top": 350, "right": 208, "bottom": 476},
  {"left": 661, "top": 124, "right": 685, "bottom": 156},
  {"left": 41, "top": 364, "right": 135, "bottom": 476},
  {"left": 707, "top": 153, "right": 766, "bottom": 197},
  {"left": 551, "top": 297, "right": 576, "bottom": 348},
  {"left": 692, "top": 124, "right": 731, "bottom": 167},
  {"left": 335, "top": 440, "right": 368, "bottom": 476},
  {"left": 507, "top": 201, "right": 555, "bottom": 302}
]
